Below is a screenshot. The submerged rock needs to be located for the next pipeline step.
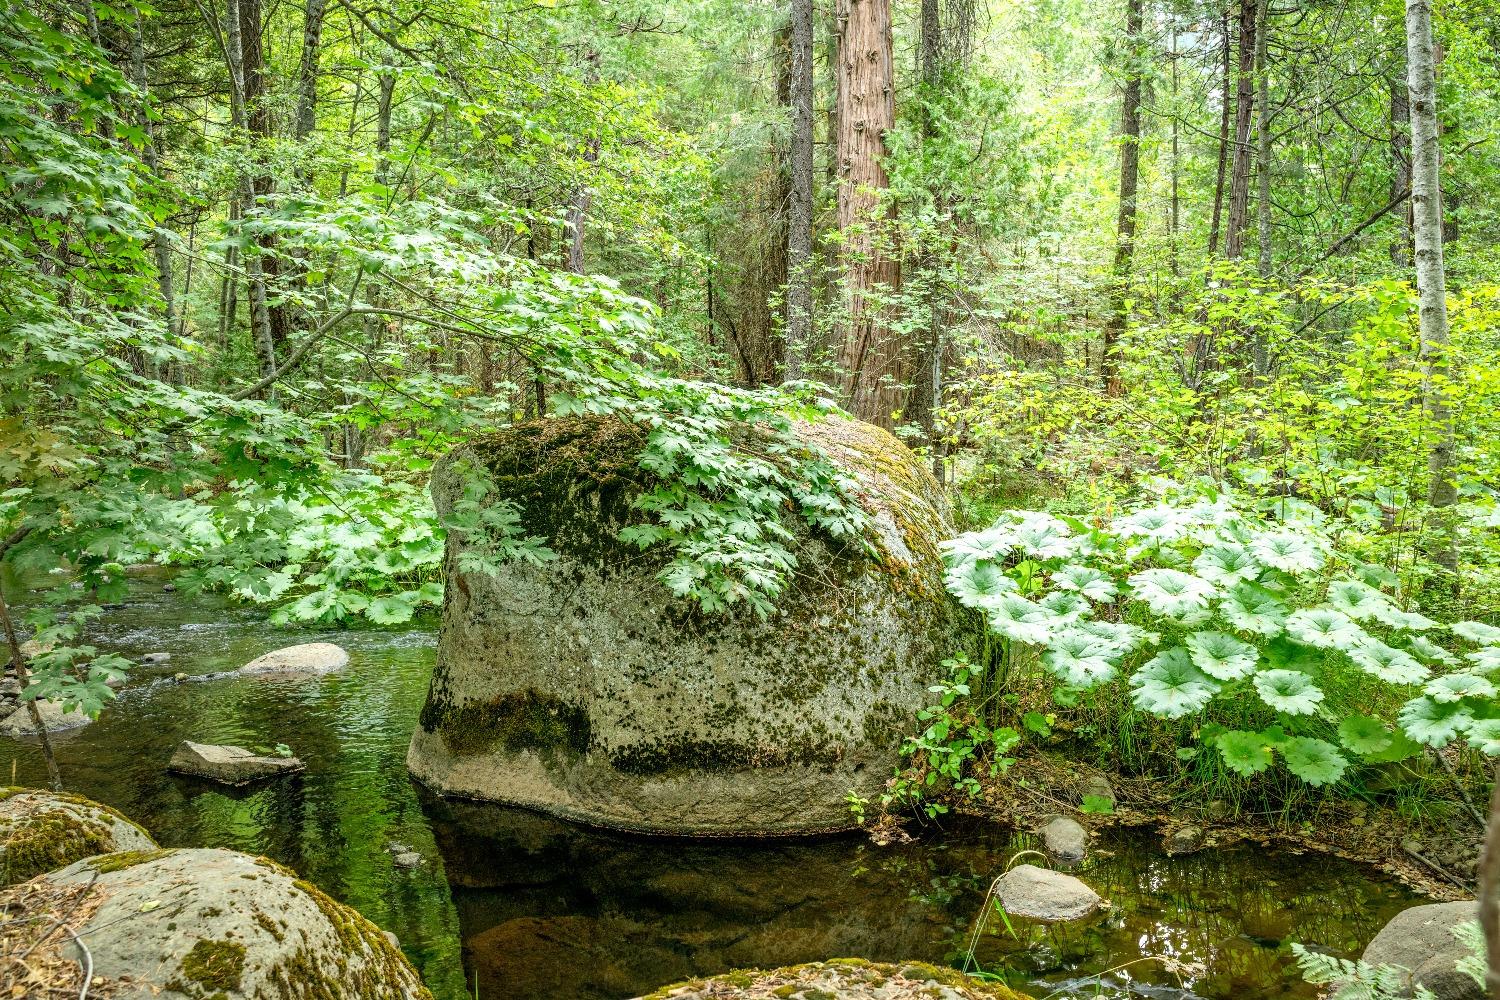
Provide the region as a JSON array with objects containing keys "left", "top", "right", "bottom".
[
  {"left": 994, "top": 864, "right": 1103, "bottom": 922},
  {"left": 238, "top": 642, "right": 349, "bottom": 676},
  {"left": 0, "top": 698, "right": 92, "bottom": 736},
  {"left": 4, "top": 847, "right": 430, "bottom": 999},
  {"left": 1362, "top": 901, "right": 1484, "bottom": 1000},
  {"left": 635, "top": 958, "right": 1030, "bottom": 999},
  {"left": 1040, "top": 815, "right": 1088, "bottom": 861},
  {"left": 168, "top": 741, "right": 305, "bottom": 785},
  {"left": 0, "top": 787, "right": 157, "bottom": 885},
  {"left": 409, "top": 415, "right": 965, "bottom": 835},
  {"left": 1163, "top": 823, "right": 1205, "bottom": 856}
]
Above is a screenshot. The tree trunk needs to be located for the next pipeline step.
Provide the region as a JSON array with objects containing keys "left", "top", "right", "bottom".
[
  {"left": 1252, "top": 0, "right": 1271, "bottom": 375},
  {"left": 129, "top": 10, "right": 179, "bottom": 357},
  {"left": 565, "top": 51, "right": 602, "bottom": 275},
  {"left": 1224, "top": 0, "right": 1258, "bottom": 259},
  {"left": 1208, "top": 8, "right": 1232, "bottom": 256},
  {"left": 294, "top": 0, "right": 326, "bottom": 143},
  {"left": 1405, "top": 0, "right": 1457, "bottom": 578},
  {"left": 375, "top": 71, "right": 395, "bottom": 187},
  {"left": 785, "top": 0, "right": 816, "bottom": 381},
  {"left": 225, "top": 0, "right": 276, "bottom": 387},
  {"left": 1390, "top": 76, "right": 1414, "bottom": 266},
  {"left": 1101, "top": 0, "right": 1142, "bottom": 398},
  {"left": 0, "top": 587, "right": 62, "bottom": 792},
  {"left": 902, "top": 0, "right": 944, "bottom": 439},
  {"left": 833, "top": 0, "right": 902, "bottom": 428}
]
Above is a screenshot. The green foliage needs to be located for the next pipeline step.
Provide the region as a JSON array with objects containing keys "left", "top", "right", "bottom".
[
  {"left": 1293, "top": 920, "right": 1485, "bottom": 1000},
  {"left": 942, "top": 486, "right": 1500, "bottom": 790},
  {"left": 883, "top": 654, "right": 1021, "bottom": 819}
]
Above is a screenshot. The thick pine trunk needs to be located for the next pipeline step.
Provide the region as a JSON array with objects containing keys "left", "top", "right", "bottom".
[
  {"left": 1101, "top": 0, "right": 1142, "bottom": 398},
  {"left": 1405, "top": 0, "right": 1457, "bottom": 577},
  {"left": 833, "top": 0, "right": 902, "bottom": 428},
  {"left": 785, "top": 0, "right": 815, "bottom": 380}
]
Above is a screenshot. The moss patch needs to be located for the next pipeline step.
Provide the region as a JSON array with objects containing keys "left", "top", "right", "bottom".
[
  {"left": 1, "top": 807, "right": 113, "bottom": 885},
  {"left": 419, "top": 689, "right": 591, "bottom": 760},
  {"left": 87, "top": 848, "right": 173, "bottom": 873},
  {"left": 181, "top": 938, "right": 247, "bottom": 992}
]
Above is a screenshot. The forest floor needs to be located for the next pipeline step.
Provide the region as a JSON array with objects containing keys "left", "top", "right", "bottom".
[{"left": 875, "top": 748, "right": 1484, "bottom": 902}]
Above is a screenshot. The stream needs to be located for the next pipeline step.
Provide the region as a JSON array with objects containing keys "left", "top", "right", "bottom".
[{"left": 0, "top": 570, "right": 1425, "bottom": 1000}]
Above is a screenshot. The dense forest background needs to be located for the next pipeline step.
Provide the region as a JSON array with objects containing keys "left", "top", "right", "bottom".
[{"left": 4, "top": 0, "right": 1500, "bottom": 798}]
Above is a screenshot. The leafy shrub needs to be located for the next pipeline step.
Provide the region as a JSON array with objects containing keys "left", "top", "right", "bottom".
[{"left": 942, "top": 484, "right": 1499, "bottom": 786}]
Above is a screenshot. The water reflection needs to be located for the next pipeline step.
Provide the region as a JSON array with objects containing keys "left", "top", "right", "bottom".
[
  {"left": 0, "top": 572, "right": 1424, "bottom": 1000},
  {"left": 427, "top": 799, "right": 1419, "bottom": 1000}
]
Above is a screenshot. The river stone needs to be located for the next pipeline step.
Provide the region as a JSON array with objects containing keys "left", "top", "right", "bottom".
[
  {"left": 1040, "top": 815, "right": 1087, "bottom": 861},
  {"left": 238, "top": 641, "right": 349, "bottom": 675},
  {"left": 0, "top": 787, "right": 156, "bottom": 885},
  {"left": 6, "top": 847, "right": 430, "bottom": 999},
  {"left": 0, "top": 697, "right": 92, "bottom": 735},
  {"left": 1361, "top": 901, "right": 1485, "bottom": 1000},
  {"left": 168, "top": 741, "right": 305, "bottom": 785},
  {"left": 994, "top": 864, "right": 1102, "bottom": 922},
  {"left": 408, "top": 415, "right": 965, "bottom": 835},
  {"left": 636, "top": 958, "right": 1029, "bottom": 999}
]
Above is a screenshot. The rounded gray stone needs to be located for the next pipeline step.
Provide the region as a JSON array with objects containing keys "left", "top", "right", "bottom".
[
  {"left": 994, "top": 863, "right": 1103, "bottom": 922},
  {"left": 408, "top": 415, "right": 966, "bottom": 836},
  {"left": 1362, "top": 901, "right": 1485, "bottom": 1000},
  {"left": 1040, "top": 815, "right": 1088, "bottom": 860},
  {"left": 238, "top": 642, "right": 349, "bottom": 676}
]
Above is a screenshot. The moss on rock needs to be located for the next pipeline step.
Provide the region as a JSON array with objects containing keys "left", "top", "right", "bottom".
[
  {"left": 0, "top": 788, "right": 158, "bottom": 885},
  {"left": 635, "top": 958, "right": 1033, "bottom": 999}
]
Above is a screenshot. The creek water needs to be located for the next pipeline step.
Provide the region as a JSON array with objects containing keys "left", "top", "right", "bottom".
[{"left": 1, "top": 571, "right": 1425, "bottom": 1000}]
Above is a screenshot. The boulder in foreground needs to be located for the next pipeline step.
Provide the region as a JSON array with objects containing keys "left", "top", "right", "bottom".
[
  {"left": 168, "top": 741, "right": 305, "bottom": 785},
  {"left": 994, "top": 864, "right": 1103, "bottom": 922},
  {"left": 409, "top": 416, "right": 966, "bottom": 835},
  {"left": 4, "top": 847, "right": 430, "bottom": 999},
  {"left": 238, "top": 642, "right": 348, "bottom": 676},
  {"left": 1362, "top": 901, "right": 1484, "bottom": 1000},
  {"left": 636, "top": 958, "right": 1030, "bottom": 999},
  {"left": 0, "top": 787, "right": 156, "bottom": 885}
]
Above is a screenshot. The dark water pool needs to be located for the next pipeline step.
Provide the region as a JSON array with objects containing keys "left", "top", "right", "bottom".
[{"left": 1, "top": 572, "right": 1425, "bottom": 1000}]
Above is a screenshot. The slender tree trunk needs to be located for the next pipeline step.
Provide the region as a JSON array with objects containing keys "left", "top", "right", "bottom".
[
  {"left": 1252, "top": 0, "right": 1271, "bottom": 376},
  {"left": 1390, "top": 76, "right": 1414, "bottom": 266},
  {"left": 294, "top": 0, "right": 326, "bottom": 143},
  {"left": 374, "top": 71, "right": 395, "bottom": 187},
  {"left": 129, "top": 11, "right": 180, "bottom": 356},
  {"left": 565, "top": 51, "right": 602, "bottom": 275},
  {"left": 1102, "top": 0, "right": 1142, "bottom": 398},
  {"left": 833, "top": 0, "right": 903, "bottom": 428},
  {"left": 903, "top": 0, "right": 943, "bottom": 439},
  {"left": 1169, "top": 21, "right": 1180, "bottom": 280},
  {"left": 0, "top": 587, "right": 62, "bottom": 791},
  {"left": 225, "top": 0, "right": 277, "bottom": 387},
  {"left": 1208, "top": 8, "right": 1232, "bottom": 256},
  {"left": 1224, "top": 0, "right": 1258, "bottom": 259},
  {"left": 785, "top": 0, "right": 815, "bottom": 381},
  {"left": 1405, "top": 0, "right": 1457, "bottom": 578}
]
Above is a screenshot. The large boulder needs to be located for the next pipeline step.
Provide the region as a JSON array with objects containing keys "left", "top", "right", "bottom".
[
  {"left": 408, "top": 416, "right": 965, "bottom": 835},
  {"left": 1362, "top": 901, "right": 1485, "bottom": 1000},
  {"left": 3, "top": 847, "right": 430, "bottom": 999},
  {"left": 0, "top": 787, "right": 157, "bottom": 885},
  {"left": 635, "top": 958, "right": 1030, "bottom": 1000}
]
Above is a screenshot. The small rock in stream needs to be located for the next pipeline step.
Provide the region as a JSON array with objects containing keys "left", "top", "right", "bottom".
[
  {"left": 994, "top": 864, "right": 1103, "bottom": 922},
  {"left": 238, "top": 642, "right": 349, "bottom": 676},
  {"left": 1040, "top": 815, "right": 1088, "bottom": 861},
  {"left": 140, "top": 651, "right": 171, "bottom": 664},
  {"left": 168, "top": 740, "right": 305, "bottom": 785},
  {"left": 1164, "top": 824, "right": 1206, "bottom": 855},
  {"left": 162, "top": 583, "right": 177, "bottom": 592},
  {"left": 392, "top": 852, "right": 423, "bottom": 869}
]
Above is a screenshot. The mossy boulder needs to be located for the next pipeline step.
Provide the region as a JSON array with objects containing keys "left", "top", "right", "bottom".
[
  {"left": 0, "top": 787, "right": 156, "bottom": 885},
  {"left": 408, "top": 415, "right": 966, "bottom": 835},
  {"left": 4, "top": 846, "right": 430, "bottom": 999},
  {"left": 635, "top": 958, "right": 1032, "bottom": 999}
]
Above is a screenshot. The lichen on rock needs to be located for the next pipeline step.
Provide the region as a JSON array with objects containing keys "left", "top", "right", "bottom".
[
  {"left": 0, "top": 787, "right": 157, "bottom": 885},
  {"left": 634, "top": 958, "right": 1032, "bottom": 999},
  {"left": 2, "top": 846, "right": 430, "bottom": 1000},
  {"left": 409, "top": 414, "right": 969, "bottom": 835}
]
